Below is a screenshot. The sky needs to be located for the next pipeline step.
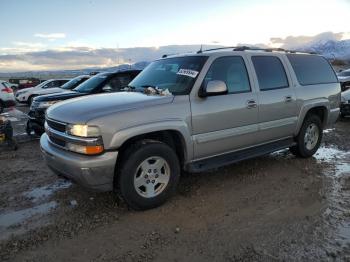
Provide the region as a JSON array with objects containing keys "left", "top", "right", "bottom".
[{"left": 0, "top": 0, "right": 350, "bottom": 72}]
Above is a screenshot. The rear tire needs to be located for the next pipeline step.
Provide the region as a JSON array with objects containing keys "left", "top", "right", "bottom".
[
  {"left": 289, "top": 115, "right": 322, "bottom": 158},
  {"left": 117, "top": 141, "right": 180, "bottom": 210}
]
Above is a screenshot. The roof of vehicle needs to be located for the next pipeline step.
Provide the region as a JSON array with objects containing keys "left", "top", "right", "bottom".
[
  {"left": 160, "top": 46, "right": 318, "bottom": 59},
  {"left": 96, "top": 69, "right": 142, "bottom": 76}
]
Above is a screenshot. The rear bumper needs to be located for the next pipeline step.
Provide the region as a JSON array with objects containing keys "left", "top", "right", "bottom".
[{"left": 40, "top": 134, "right": 118, "bottom": 191}]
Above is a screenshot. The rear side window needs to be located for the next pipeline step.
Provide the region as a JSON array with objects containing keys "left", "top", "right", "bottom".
[
  {"left": 287, "top": 54, "right": 338, "bottom": 85},
  {"left": 252, "top": 56, "right": 289, "bottom": 91},
  {"left": 203, "top": 56, "right": 251, "bottom": 94}
]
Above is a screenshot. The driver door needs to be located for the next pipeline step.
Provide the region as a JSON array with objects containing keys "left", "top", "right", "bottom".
[{"left": 191, "top": 56, "right": 259, "bottom": 160}]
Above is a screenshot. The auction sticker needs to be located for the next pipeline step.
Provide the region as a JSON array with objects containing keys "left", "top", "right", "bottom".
[{"left": 177, "top": 69, "right": 199, "bottom": 78}]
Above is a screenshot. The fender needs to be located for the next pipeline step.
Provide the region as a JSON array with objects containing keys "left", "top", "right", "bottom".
[
  {"left": 108, "top": 119, "right": 193, "bottom": 162},
  {"left": 294, "top": 98, "right": 329, "bottom": 135}
]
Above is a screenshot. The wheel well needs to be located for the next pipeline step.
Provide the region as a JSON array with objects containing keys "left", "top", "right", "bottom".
[
  {"left": 115, "top": 130, "right": 186, "bottom": 173},
  {"left": 305, "top": 106, "right": 327, "bottom": 127}
]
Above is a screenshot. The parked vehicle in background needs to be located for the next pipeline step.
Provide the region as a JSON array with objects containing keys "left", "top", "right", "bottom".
[
  {"left": 15, "top": 79, "right": 70, "bottom": 105},
  {"left": 340, "top": 88, "right": 350, "bottom": 117},
  {"left": 0, "top": 80, "right": 16, "bottom": 113},
  {"left": 30, "top": 75, "right": 90, "bottom": 99},
  {"left": 0, "top": 80, "right": 18, "bottom": 91},
  {"left": 9, "top": 78, "right": 41, "bottom": 91},
  {"left": 41, "top": 48, "right": 340, "bottom": 210},
  {"left": 337, "top": 69, "right": 350, "bottom": 92},
  {"left": 27, "top": 70, "right": 140, "bottom": 135}
]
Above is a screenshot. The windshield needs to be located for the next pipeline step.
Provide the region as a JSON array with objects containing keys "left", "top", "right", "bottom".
[
  {"left": 129, "top": 56, "right": 208, "bottom": 95},
  {"left": 73, "top": 73, "right": 110, "bottom": 93},
  {"left": 61, "top": 76, "right": 88, "bottom": 90},
  {"left": 2, "top": 82, "right": 11, "bottom": 88},
  {"left": 35, "top": 80, "right": 50, "bottom": 88},
  {"left": 338, "top": 71, "right": 350, "bottom": 77}
]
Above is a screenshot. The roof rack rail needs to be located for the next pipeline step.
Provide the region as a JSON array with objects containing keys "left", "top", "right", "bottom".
[
  {"left": 161, "top": 46, "right": 317, "bottom": 58},
  {"left": 196, "top": 46, "right": 239, "bottom": 54},
  {"left": 232, "top": 46, "right": 317, "bottom": 55}
]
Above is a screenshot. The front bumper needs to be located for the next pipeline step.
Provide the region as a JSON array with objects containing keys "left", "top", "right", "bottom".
[
  {"left": 40, "top": 134, "right": 118, "bottom": 191},
  {"left": 28, "top": 109, "right": 46, "bottom": 124}
]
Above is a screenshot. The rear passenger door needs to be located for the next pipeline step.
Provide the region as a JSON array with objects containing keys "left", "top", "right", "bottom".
[{"left": 249, "top": 55, "right": 298, "bottom": 142}]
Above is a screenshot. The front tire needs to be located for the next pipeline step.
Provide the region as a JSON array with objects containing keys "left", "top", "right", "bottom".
[
  {"left": 28, "top": 96, "right": 35, "bottom": 106},
  {"left": 290, "top": 115, "right": 322, "bottom": 158},
  {"left": 117, "top": 141, "right": 180, "bottom": 210},
  {"left": 0, "top": 101, "right": 4, "bottom": 114}
]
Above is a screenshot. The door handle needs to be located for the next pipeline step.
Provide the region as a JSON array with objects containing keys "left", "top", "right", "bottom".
[
  {"left": 246, "top": 99, "right": 257, "bottom": 109},
  {"left": 284, "top": 95, "right": 293, "bottom": 102}
]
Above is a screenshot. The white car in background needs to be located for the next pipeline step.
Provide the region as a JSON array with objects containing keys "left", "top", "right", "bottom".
[
  {"left": 15, "top": 79, "right": 70, "bottom": 105},
  {"left": 0, "top": 80, "right": 16, "bottom": 113},
  {"left": 337, "top": 69, "right": 350, "bottom": 92},
  {"left": 30, "top": 75, "right": 91, "bottom": 100}
]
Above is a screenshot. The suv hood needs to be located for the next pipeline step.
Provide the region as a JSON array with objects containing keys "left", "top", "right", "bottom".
[
  {"left": 47, "top": 92, "right": 174, "bottom": 124},
  {"left": 35, "top": 90, "right": 82, "bottom": 102},
  {"left": 33, "top": 87, "right": 63, "bottom": 95},
  {"left": 16, "top": 87, "right": 32, "bottom": 94}
]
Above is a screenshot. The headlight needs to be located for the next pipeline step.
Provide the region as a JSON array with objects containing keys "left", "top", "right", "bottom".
[
  {"left": 66, "top": 124, "right": 101, "bottom": 137},
  {"left": 38, "top": 100, "right": 59, "bottom": 109}
]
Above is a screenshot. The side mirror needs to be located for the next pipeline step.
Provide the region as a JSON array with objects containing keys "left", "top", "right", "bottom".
[
  {"left": 102, "top": 85, "right": 112, "bottom": 92},
  {"left": 199, "top": 80, "right": 228, "bottom": 97}
]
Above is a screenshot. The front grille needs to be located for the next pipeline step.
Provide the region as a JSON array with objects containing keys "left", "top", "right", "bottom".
[
  {"left": 46, "top": 118, "right": 66, "bottom": 132},
  {"left": 49, "top": 135, "right": 66, "bottom": 147}
]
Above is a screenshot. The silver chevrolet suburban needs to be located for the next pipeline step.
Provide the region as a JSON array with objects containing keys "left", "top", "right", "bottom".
[{"left": 41, "top": 47, "right": 340, "bottom": 210}]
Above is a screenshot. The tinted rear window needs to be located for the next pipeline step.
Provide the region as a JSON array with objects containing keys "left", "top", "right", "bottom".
[
  {"left": 287, "top": 54, "right": 338, "bottom": 85},
  {"left": 252, "top": 56, "right": 289, "bottom": 91}
]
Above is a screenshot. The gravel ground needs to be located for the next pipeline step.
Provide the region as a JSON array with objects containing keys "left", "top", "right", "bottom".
[{"left": 0, "top": 108, "right": 350, "bottom": 261}]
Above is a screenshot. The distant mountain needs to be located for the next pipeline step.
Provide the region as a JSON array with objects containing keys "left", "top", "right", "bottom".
[
  {"left": 293, "top": 39, "right": 350, "bottom": 61},
  {"left": 1, "top": 40, "right": 349, "bottom": 79},
  {"left": 0, "top": 61, "right": 151, "bottom": 79}
]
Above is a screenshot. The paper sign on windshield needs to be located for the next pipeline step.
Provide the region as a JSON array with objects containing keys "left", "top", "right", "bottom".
[{"left": 177, "top": 69, "right": 199, "bottom": 78}]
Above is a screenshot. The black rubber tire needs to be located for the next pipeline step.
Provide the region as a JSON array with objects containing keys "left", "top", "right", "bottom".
[
  {"left": 117, "top": 141, "right": 180, "bottom": 210},
  {"left": 289, "top": 115, "right": 322, "bottom": 158},
  {"left": 26, "top": 121, "right": 32, "bottom": 135},
  {"left": 0, "top": 101, "right": 4, "bottom": 114},
  {"left": 28, "top": 96, "right": 35, "bottom": 106},
  {"left": 34, "top": 129, "right": 44, "bottom": 136}
]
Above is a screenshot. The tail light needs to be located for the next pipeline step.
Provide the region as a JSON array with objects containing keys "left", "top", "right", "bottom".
[{"left": 1, "top": 87, "right": 13, "bottom": 93}]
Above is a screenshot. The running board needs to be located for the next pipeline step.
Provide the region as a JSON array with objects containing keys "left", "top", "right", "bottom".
[{"left": 187, "top": 138, "right": 295, "bottom": 173}]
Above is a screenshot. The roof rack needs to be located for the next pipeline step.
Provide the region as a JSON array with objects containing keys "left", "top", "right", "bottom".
[
  {"left": 161, "top": 46, "right": 317, "bottom": 58},
  {"left": 231, "top": 46, "right": 317, "bottom": 54}
]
